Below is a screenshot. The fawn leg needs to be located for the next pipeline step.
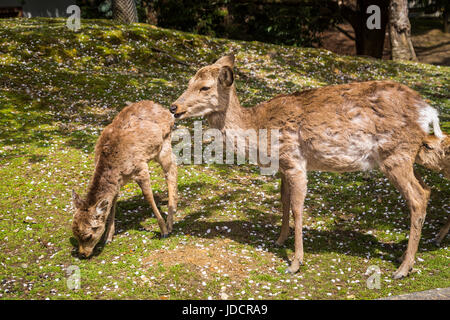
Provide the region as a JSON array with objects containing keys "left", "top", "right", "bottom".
[
  {"left": 136, "top": 169, "right": 168, "bottom": 238},
  {"left": 104, "top": 195, "right": 117, "bottom": 243},
  {"left": 157, "top": 138, "right": 178, "bottom": 234}
]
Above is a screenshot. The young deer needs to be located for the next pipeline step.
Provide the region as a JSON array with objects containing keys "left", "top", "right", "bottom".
[
  {"left": 72, "top": 100, "right": 177, "bottom": 258},
  {"left": 170, "top": 54, "right": 446, "bottom": 279},
  {"left": 416, "top": 134, "right": 450, "bottom": 246}
]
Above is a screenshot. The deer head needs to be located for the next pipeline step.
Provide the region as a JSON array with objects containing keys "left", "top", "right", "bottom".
[
  {"left": 416, "top": 135, "right": 450, "bottom": 179},
  {"left": 71, "top": 190, "right": 110, "bottom": 258},
  {"left": 170, "top": 55, "right": 235, "bottom": 119}
]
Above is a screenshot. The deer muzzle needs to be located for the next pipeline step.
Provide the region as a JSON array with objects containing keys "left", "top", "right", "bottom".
[
  {"left": 170, "top": 103, "right": 187, "bottom": 118},
  {"left": 78, "top": 246, "right": 93, "bottom": 258}
]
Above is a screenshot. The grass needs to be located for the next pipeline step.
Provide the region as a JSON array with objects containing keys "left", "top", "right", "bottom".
[{"left": 0, "top": 17, "right": 449, "bottom": 300}]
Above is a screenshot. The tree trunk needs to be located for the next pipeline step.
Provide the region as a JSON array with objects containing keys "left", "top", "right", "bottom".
[
  {"left": 113, "top": 0, "right": 138, "bottom": 24},
  {"left": 444, "top": 7, "right": 449, "bottom": 33},
  {"left": 389, "top": 0, "right": 416, "bottom": 61},
  {"left": 357, "top": 0, "right": 389, "bottom": 58},
  {"left": 337, "top": 0, "right": 389, "bottom": 59}
]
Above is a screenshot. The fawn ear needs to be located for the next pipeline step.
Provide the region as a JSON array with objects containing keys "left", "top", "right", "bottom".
[
  {"left": 92, "top": 199, "right": 109, "bottom": 226},
  {"left": 91, "top": 199, "right": 109, "bottom": 227},
  {"left": 218, "top": 66, "right": 234, "bottom": 87},
  {"left": 215, "top": 54, "right": 235, "bottom": 68},
  {"left": 72, "top": 190, "right": 84, "bottom": 209},
  {"left": 95, "top": 199, "right": 109, "bottom": 218}
]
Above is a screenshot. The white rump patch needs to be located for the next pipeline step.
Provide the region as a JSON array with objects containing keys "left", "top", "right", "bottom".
[{"left": 417, "top": 104, "right": 443, "bottom": 138}]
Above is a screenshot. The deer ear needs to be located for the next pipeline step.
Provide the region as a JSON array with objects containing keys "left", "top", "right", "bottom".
[
  {"left": 72, "top": 190, "right": 84, "bottom": 209},
  {"left": 218, "top": 66, "right": 234, "bottom": 87},
  {"left": 95, "top": 199, "right": 109, "bottom": 220},
  {"left": 215, "top": 54, "right": 235, "bottom": 67}
]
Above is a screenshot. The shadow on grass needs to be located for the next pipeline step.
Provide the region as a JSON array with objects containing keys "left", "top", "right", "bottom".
[
  {"left": 172, "top": 169, "right": 447, "bottom": 267},
  {"left": 68, "top": 167, "right": 448, "bottom": 265}
]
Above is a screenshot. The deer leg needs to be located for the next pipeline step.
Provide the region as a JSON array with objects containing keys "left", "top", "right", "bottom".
[
  {"left": 284, "top": 168, "right": 307, "bottom": 273},
  {"left": 414, "top": 169, "right": 449, "bottom": 246},
  {"left": 276, "top": 173, "right": 291, "bottom": 246},
  {"left": 381, "top": 163, "right": 430, "bottom": 279},
  {"left": 414, "top": 169, "right": 431, "bottom": 193},
  {"left": 157, "top": 138, "right": 178, "bottom": 234},
  {"left": 395, "top": 169, "right": 432, "bottom": 263},
  {"left": 104, "top": 195, "right": 117, "bottom": 243},
  {"left": 435, "top": 216, "right": 450, "bottom": 246},
  {"left": 136, "top": 168, "right": 168, "bottom": 238}
]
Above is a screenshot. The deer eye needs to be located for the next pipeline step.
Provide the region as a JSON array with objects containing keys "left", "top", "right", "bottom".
[
  {"left": 200, "top": 86, "right": 210, "bottom": 92},
  {"left": 423, "top": 143, "right": 433, "bottom": 150}
]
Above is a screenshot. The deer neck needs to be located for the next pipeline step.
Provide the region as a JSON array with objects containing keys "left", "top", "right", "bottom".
[
  {"left": 85, "top": 158, "right": 119, "bottom": 206},
  {"left": 207, "top": 86, "right": 257, "bottom": 132}
]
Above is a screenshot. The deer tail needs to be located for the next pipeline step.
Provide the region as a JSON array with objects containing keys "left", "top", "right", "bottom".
[{"left": 417, "top": 104, "right": 443, "bottom": 139}]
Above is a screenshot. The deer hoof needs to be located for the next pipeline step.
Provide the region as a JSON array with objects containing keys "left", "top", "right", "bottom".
[
  {"left": 392, "top": 271, "right": 406, "bottom": 280},
  {"left": 392, "top": 266, "right": 410, "bottom": 280},
  {"left": 285, "top": 266, "right": 298, "bottom": 274},
  {"left": 161, "top": 233, "right": 169, "bottom": 239},
  {"left": 286, "top": 261, "right": 300, "bottom": 274}
]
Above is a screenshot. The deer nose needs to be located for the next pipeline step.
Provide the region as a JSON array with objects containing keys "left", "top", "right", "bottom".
[
  {"left": 169, "top": 104, "right": 178, "bottom": 114},
  {"left": 78, "top": 247, "right": 91, "bottom": 258}
]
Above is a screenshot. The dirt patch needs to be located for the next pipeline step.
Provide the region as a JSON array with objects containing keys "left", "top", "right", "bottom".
[
  {"left": 412, "top": 29, "right": 450, "bottom": 66},
  {"left": 142, "top": 240, "right": 279, "bottom": 280},
  {"left": 315, "top": 23, "right": 391, "bottom": 59},
  {"left": 316, "top": 23, "right": 450, "bottom": 66}
]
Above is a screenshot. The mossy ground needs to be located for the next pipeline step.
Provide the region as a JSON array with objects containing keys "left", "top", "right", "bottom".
[{"left": 0, "top": 18, "right": 449, "bottom": 300}]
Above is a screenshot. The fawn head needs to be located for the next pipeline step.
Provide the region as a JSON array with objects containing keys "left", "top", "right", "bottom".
[{"left": 71, "top": 190, "right": 110, "bottom": 258}]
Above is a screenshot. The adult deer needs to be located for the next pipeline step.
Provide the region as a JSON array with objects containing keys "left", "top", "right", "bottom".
[{"left": 171, "top": 55, "right": 446, "bottom": 279}]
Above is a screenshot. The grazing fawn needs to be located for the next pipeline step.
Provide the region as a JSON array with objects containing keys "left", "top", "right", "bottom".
[
  {"left": 170, "top": 54, "right": 446, "bottom": 279},
  {"left": 72, "top": 101, "right": 177, "bottom": 258}
]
